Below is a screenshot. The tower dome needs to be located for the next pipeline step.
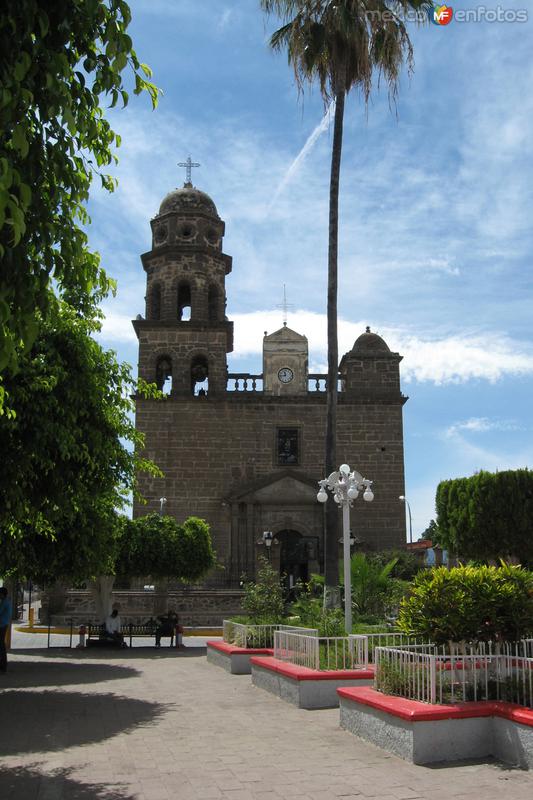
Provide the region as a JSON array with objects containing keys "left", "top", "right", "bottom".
[
  {"left": 351, "top": 326, "right": 390, "bottom": 353},
  {"left": 158, "top": 183, "right": 219, "bottom": 218}
]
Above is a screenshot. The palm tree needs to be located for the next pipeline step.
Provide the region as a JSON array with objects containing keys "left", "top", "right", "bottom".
[{"left": 261, "top": 0, "right": 430, "bottom": 605}]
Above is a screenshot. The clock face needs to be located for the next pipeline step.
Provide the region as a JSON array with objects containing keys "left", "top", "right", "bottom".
[{"left": 278, "top": 367, "right": 294, "bottom": 384}]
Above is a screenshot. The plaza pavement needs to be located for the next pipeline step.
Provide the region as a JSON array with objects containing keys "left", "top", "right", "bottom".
[{"left": 1, "top": 631, "right": 533, "bottom": 800}]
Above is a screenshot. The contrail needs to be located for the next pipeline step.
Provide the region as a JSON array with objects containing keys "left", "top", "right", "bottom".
[{"left": 268, "top": 102, "right": 335, "bottom": 211}]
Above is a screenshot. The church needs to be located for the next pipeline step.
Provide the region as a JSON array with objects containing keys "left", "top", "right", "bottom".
[{"left": 130, "top": 175, "right": 409, "bottom": 622}]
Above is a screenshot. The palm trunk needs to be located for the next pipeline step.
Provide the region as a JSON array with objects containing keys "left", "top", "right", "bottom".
[{"left": 324, "top": 84, "right": 346, "bottom": 606}]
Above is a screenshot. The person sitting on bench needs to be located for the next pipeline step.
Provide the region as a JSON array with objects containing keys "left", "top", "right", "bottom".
[
  {"left": 155, "top": 610, "right": 178, "bottom": 647},
  {"left": 104, "top": 608, "right": 127, "bottom": 647}
]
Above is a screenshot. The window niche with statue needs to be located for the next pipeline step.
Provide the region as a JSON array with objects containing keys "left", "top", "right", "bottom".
[{"left": 277, "top": 428, "right": 299, "bottom": 466}]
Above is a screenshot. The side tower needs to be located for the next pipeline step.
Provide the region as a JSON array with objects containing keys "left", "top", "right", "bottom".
[
  {"left": 338, "top": 327, "right": 407, "bottom": 550},
  {"left": 133, "top": 181, "right": 233, "bottom": 396}
]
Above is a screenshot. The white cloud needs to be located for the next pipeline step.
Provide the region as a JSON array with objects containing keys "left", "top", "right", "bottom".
[
  {"left": 397, "top": 333, "right": 533, "bottom": 384},
  {"left": 98, "top": 311, "right": 138, "bottom": 344},
  {"left": 446, "top": 417, "right": 522, "bottom": 438},
  {"left": 97, "top": 300, "right": 533, "bottom": 386},
  {"left": 231, "top": 311, "right": 533, "bottom": 384},
  {"left": 218, "top": 8, "right": 234, "bottom": 30}
]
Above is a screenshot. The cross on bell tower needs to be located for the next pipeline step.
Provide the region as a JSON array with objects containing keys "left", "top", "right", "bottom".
[
  {"left": 276, "top": 284, "right": 294, "bottom": 327},
  {"left": 178, "top": 155, "right": 200, "bottom": 187}
]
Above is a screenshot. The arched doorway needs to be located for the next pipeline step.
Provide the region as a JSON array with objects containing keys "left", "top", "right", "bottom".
[{"left": 276, "top": 530, "right": 312, "bottom": 597}]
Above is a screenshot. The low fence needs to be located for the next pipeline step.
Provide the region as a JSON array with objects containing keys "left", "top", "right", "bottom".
[
  {"left": 223, "top": 621, "right": 278, "bottom": 648},
  {"left": 375, "top": 642, "right": 533, "bottom": 707},
  {"left": 223, "top": 623, "right": 434, "bottom": 671},
  {"left": 222, "top": 621, "right": 318, "bottom": 649},
  {"left": 274, "top": 631, "right": 372, "bottom": 671},
  {"left": 363, "top": 633, "right": 428, "bottom": 663}
]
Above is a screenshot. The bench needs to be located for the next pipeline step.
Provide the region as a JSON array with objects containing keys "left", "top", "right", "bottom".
[{"left": 86, "top": 622, "right": 175, "bottom": 648}]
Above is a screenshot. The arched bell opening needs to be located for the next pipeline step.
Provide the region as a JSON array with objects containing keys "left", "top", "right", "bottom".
[
  {"left": 190, "top": 354, "right": 209, "bottom": 396},
  {"left": 155, "top": 355, "right": 173, "bottom": 394},
  {"left": 177, "top": 282, "right": 192, "bottom": 321}
]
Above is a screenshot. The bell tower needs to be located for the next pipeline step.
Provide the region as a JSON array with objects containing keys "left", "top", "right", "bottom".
[
  {"left": 133, "top": 173, "right": 233, "bottom": 396},
  {"left": 262, "top": 324, "right": 308, "bottom": 395}
]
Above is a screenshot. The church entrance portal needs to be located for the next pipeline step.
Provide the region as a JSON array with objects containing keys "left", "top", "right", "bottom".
[{"left": 276, "top": 530, "right": 317, "bottom": 597}]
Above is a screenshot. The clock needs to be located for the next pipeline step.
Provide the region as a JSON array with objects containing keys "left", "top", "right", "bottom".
[{"left": 278, "top": 367, "right": 294, "bottom": 384}]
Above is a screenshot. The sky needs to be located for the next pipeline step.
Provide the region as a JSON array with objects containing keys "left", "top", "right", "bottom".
[{"left": 88, "top": 0, "right": 533, "bottom": 539}]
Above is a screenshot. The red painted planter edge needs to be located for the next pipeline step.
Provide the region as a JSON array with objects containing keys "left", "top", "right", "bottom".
[
  {"left": 207, "top": 640, "right": 274, "bottom": 656},
  {"left": 336, "top": 686, "right": 533, "bottom": 726},
  {"left": 250, "top": 655, "right": 374, "bottom": 682}
]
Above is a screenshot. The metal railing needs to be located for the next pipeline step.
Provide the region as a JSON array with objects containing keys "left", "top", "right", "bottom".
[
  {"left": 523, "top": 638, "right": 533, "bottom": 658},
  {"left": 274, "top": 631, "right": 367, "bottom": 671},
  {"left": 375, "top": 642, "right": 533, "bottom": 707},
  {"left": 223, "top": 621, "right": 278, "bottom": 648},
  {"left": 364, "top": 633, "right": 428, "bottom": 664},
  {"left": 223, "top": 621, "right": 318, "bottom": 650},
  {"left": 268, "top": 630, "right": 430, "bottom": 672}
]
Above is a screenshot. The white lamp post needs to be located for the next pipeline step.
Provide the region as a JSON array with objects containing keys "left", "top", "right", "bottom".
[
  {"left": 159, "top": 497, "right": 167, "bottom": 516},
  {"left": 317, "top": 464, "right": 374, "bottom": 634},
  {"left": 399, "top": 495, "right": 412, "bottom": 544}
]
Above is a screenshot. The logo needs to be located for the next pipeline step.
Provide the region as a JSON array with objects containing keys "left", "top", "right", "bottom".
[{"left": 430, "top": 4, "right": 454, "bottom": 25}]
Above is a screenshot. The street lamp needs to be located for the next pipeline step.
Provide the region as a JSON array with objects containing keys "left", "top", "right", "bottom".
[
  {"left": 317, "top": 464, "right": 374, "bottom": 634},
  {"left": 159, "top": 497, "right": 167, "bottom": 516},
  {"left": 257, "top": 530, "right": 278, "bottom": 560},
  {"left": 399, "top": 495, "right": 413, "bottom": 544}
]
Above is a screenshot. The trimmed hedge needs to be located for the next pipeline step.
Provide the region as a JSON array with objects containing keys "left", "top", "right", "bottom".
[
  {"left": 435, "top": 469, "right": 533, "bottom": 565},
  {"left": 397, "top": 563, "right": 533, "bottom": 645}
]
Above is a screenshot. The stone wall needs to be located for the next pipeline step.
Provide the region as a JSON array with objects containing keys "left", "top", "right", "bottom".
[
  {"left": 133, "top": 392, "right": 407, "bottom": 581},
  {"left": 41, "top": 589, "right": 245, "bottom": 627}
]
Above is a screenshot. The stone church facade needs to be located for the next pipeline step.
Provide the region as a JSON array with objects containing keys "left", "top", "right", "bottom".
[
  {"left": 42, "top": 180, "right": 409, "bottom": 626},
  {"left": 129, "top": 181, "right": 408, "bottom": 620}
]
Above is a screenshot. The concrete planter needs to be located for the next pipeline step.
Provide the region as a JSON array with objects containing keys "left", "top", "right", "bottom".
[
  {"left": 338, "top": 686, "right": 533, "bottom": 768},
  {"left": 250, "top": 656, "right": 374, "bottom": 709},
  {"left": 206, "top": 640, "right": 273, "bottom": 674}
]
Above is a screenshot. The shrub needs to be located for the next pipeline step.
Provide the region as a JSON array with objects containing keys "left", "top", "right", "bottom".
[
  {"left": 289, "top": 576, "right": 345, "bottom": 635},
  {"left": 397, "top": 563, "right": 533, "bottom": 646},
  {"left": 376, "top": 660, "right": 413, "bottom": 697},
  {"left": 341, "top": 553, "right": 410, "bottom": 622},
  {"left": 240, "top": 557, "right": 285, "bottom": 624}
]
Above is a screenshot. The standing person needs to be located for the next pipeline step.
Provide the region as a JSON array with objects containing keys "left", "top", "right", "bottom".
[{"left": 0, "top": 587, "right": 13, "bottom": 674}]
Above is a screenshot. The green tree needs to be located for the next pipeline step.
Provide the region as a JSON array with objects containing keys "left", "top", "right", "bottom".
[
  {"left": 419, "top": 518, "right": 439, "bottom": 542},
  {"left": 0, "top": 302, "right": 160, "bottom": 582},
  {"left": 435, "top": 469, "right": 533, "bottom": 566},
  {"left": 261, "top": 0, "right": 430, "bottom": 601},
  {"left": 90, "top": 513, "right": 217, "bottom": 620},
  {"left": 117, "top": 514, "right": 216, "bottom": 583},
  {"left": 373, "top": 548, "right": 421, "bottom": 580},
  {"left": 398, "top": 563, "right": 533, "bottom": 645},
  {"left": 0, "top": 0, "right": 158, "bottom": 383}
]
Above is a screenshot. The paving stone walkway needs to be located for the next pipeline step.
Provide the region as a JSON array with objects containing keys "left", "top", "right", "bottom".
[{"left": 1, "top": 639, "right": 533, "bottom": 800}]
